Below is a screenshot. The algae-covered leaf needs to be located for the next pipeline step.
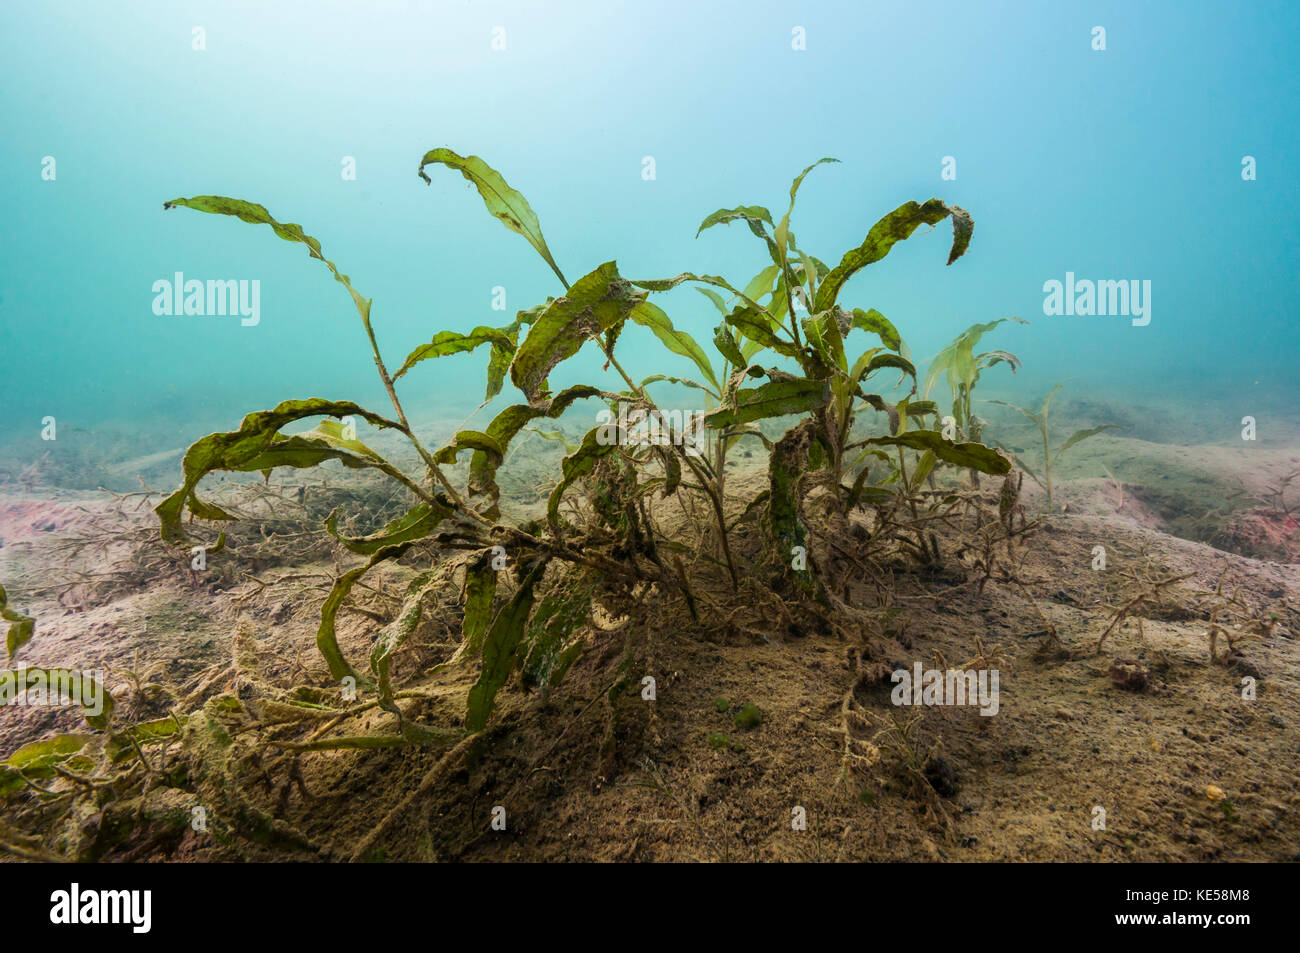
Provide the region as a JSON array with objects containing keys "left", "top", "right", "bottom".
[
  {"left": 726, "top": 306, "right": 801, "bottom": 359},
  {"left": 394, "top": 326, "right": 515, "bottom": 380},
  {"left": 865, "top": 430, "right": 1010, "bottom": 476},
  {"left": 370, "top": 570, "right": 440, "bottom": 715},
  {"left": 465, "top": 560, "right": 548, "bottom": 731},
  {"left": 851, "top": 308, "right": 902, "bottom": 352},
  {"left": 520, "top": 586, "right": 592, "bottom": 691},
  {"left": 510, "top": 262, "right": 645, "bottom": 404},
  {"left": 462, "top": 551, "right": 499, "bottom": 654},
  {"left": 801, "top": 310, "right": 847, "bottom": 372},
  {"left": 704, "top": 378, "right": 829, "bottom": 430},
  {"left": 0, "top": 733, "right": 94, "bottom": 796},
  {"left": 853, "top": 352, "right": 917, "bottom": 387},
  {"left": 325, "top": 502, "right": 451, "bottom": 555},
  {"left": 417, "top": 147, "right": 568, "bottom": 288},
  {"left": 0, "top": 667, "right": 114, "bottom": 730},
  {"left": 317, "top": 542, "right": 415, "bottom": 683},
  {"left": 546, "top": 425, "right": 621, "bottom": 530},
  {"left": 768, "top": 422, "right": 820, "bottom": 596},
  {"left": 629, "top": 301, "right": 720, "bottom": 392},
  {"left": 815, "top": 199, "right": 972, "bottom": 311},
  {"left": 155, "top": 399, "right": 411, "bottom": 545},
  {"left": 1, "top": 583, "right": 35, "bottom": 659},
  {"left": 713, "top": 323, "right": 748, "bottom": 369}
]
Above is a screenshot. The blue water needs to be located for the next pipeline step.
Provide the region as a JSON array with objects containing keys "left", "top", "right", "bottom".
[{"left": 3, "top": 0, "right": 1299, "bottom": 458}]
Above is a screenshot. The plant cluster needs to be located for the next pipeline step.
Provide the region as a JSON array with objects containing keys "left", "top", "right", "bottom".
[{"left": 1, "top": 148, "right": 1042, "bottom": 859}]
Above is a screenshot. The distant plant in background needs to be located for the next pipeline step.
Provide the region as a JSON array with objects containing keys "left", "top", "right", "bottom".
[{"left": 988, "top": 384, "right": 1121, "bottom": 507}]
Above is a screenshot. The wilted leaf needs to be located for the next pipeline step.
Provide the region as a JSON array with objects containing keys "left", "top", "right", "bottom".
[
  {"left": 815, "top": 199, "right": 973, "bottom": 311},
  {"left": 394, "top": 327, "right": 515, "bottom": 380}
]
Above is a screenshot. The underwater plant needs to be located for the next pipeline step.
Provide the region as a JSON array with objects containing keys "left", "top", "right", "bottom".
[
  {"left": 0, "top": 148, "right": 1017, "bottom": 858},
  {"left": 987, "top": 384, "right": 1121, "bottom": 507},
  {"left": 923, "top": 317, "right": 1028, "bottom": 444}
]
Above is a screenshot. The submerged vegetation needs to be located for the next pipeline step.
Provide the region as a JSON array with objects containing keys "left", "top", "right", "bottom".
[{"left": 2, "top": 145, "right": 1212, "bottom": 861}]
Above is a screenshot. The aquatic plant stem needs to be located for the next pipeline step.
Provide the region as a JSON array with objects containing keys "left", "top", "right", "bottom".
[
  {"left": 357, "top": 306, "right": 470, "bottom": 511},
  {"left": 603, "top": 348, "right": 740, "bottom": 590}
]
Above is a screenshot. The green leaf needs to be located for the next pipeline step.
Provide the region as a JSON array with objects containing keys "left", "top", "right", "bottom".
[
  {"left": 155, "top": 399, "right": 411, "bottom": 545},
  {"left": 864, "top": 430, "right": 1010, "bottom": 476},
  {"left": 704, "top": 378, "right": 829, "bottom": 429},
  {"left": 713, "top": 323, "right": 748, "bottom": 369},
  {"left": 163, "top": 195, "right": 372, "bottom": 323},
  {"left": 851, "top": 308, "right": 902, "bottom": 352},
  {"left": 1053, "top": 425, "right": 1123, "bottom": 464},
  {"left": 985, "top": 398, "right": 1043, "bottom": 428},
  {"left": 909, "top": 449, "right": 938, "bottom": 491},
  {"left": 546, "top": 425, "right": 621, "bottom": 529},
  {"left": 510, "top": 261, "right": 645, "bottom": 404},
  {"left": 317, "top": 542, "right": 415, "bottom": 684},
  {"left": 640, "top": 374, "right": 718, "bottom": 400},
  {"left": 0, "top": 667, "right": 114, "bottom": 730},
  {"left": 325, "top": 502, "right": 451, "bottom": 555},
  {"left": 370, "top": 570, "right": 440, "bottom": 716},
  {"left": 742, "top": 264, "right": 782, "bottom": 305},
  {"left": 1, "top": 583, "right": 35, "bottom": 659},
  {"left": 923, "top": 317, "right": 1027, "bottom": 403},
  {"left": 394, "top": 327, "right": 515, "bottom": 380},
  {"left": 465, "top": 560, "right": 549, "bottom": 731},
  {"left": 417, "top": 147, "right": 568, "bottom": 288},
  {"left": 774, "top": 158, "right": 840, "bottom": 267},
  {"left": 462, "top": 551, "right": 499, "bottom": 654},
  {"left": 628, "top": 301, "right": 720, "bottom": 392},
  {"left": 815, "top": 199, "right": 972, "bottom": 312}
]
